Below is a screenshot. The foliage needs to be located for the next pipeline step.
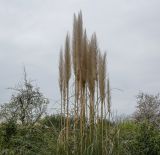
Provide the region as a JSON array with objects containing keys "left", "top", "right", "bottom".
[
  {"left": 134, "top": 92, "right": 160, "bottom": 127},
  {"left": 0, "top": 121, "right": 57, "bottom": 155},
  {"left": 119, "top": 120, "right": 160, "bottom": 155},
  {"left": 0, "top": 69, "right": 49, "bottom": 126}
]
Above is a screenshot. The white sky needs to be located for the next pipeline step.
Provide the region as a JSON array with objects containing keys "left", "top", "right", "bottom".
[{"left": 0, "top": 0, "right": 160, "bottom": 115}]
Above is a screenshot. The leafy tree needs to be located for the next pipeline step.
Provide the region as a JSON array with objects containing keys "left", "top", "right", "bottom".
[
  {"left": 0, "top": 69, "right": 49, "bottom": 126},
  {"left": 134, "top": 92, "right": 160, "bottom": 127}
]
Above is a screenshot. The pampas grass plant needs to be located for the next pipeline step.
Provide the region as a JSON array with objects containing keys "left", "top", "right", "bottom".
[{"left": 57, "top": 11, "right": 119, "bottom": 155}]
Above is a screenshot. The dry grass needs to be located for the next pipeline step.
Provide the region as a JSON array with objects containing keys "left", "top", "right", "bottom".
[{"left": 57, "top": 11, "right": 117, "bottom": 155}]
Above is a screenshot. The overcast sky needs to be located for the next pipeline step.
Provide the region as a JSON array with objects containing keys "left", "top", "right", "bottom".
[{"left": 0, "top": 0, "right": 160, "bottom": 115}]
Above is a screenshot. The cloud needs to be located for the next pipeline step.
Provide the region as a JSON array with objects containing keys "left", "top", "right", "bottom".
[{"left": 0, "top": 0, "right": 160, "bottom": 115}]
